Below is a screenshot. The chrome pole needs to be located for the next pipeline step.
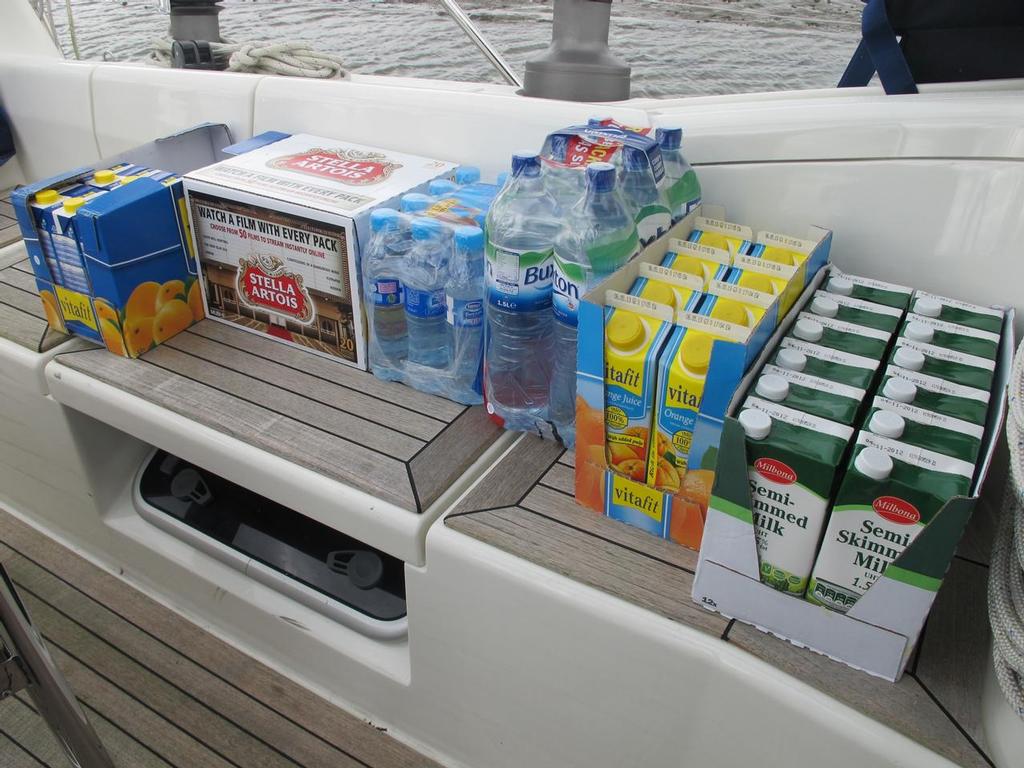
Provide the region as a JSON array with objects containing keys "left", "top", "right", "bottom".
[{"left": 435, "top": 0, "right": 523, "bottom": 88}]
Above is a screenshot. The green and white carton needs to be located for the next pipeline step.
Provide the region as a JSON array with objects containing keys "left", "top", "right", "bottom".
[
  {"left": 789, "top": 312, "right": 892, "bottom": 359},
  {"left": 773, "top": 337, "right": 879, "bottom": 390},
  {"left": 891, "top": 337, "right": 995, "bottom": 391},
  {"left": 880, "top": 365, "right": 990, "bottom": 426},
  {"left": 900, "top": 313, "right": 1001, "bottom": 361},
  {"left": 864, "top": 396, "right": 984, "bottom": 464},
  {"left": 807, "top": 290, "right": 904, "bottom": 334},
  {"left": 692, "top": 288, "right": 1011, "bottom": 681},
  {"left": 752, "top": 366, "right": 865, "bottom": 426},
  {"left": 911, "top": 290, "right": 1004, "bottom": 334},
  {"left": 825, "top": 269, "right": 913, "bottom": 310}
]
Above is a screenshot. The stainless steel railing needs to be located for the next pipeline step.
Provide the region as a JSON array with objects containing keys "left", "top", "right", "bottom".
[{"left": 435, "top": 0, "right": 523, "bottom": 88}]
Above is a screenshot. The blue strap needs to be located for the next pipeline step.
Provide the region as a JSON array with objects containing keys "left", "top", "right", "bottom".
[{"left": 838, "top": 0, "right": 919, "bottom": 94}]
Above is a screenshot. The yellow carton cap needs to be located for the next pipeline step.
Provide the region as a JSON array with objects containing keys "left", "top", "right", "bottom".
[
  {"left": 709, "top": 297, "right": 749, "bottom": 327},
  {"left": 607, "top": 312, "right": 644, "bottom": 350},
  {"left": 644, "top": 282, "right": 676, "bottom": 309},
  {"left": 681, "top": 331, "right": 713, "bottom": 374},
  {"left": 35, "top": 189, "right": 59, "bottom": 205},
  {"left": 93, "top": 169, "right": 117, "bottom": 184},
  {"left": 62, "top": 197, "right": 86, "bottom": 214}
]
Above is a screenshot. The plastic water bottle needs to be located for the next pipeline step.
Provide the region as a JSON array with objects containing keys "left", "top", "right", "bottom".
[
  {"left": 401, "top": 193, "right": 433, "bottom": 213},
  {"left": 455, "top": 166, "right": 481, "bottom": 185},
  {"left": 550, "top": 163, "right": 639, "bottom": 441},
  {"left": 363, "top": 209, "right": 410, "bottom": 377},
  {"left": 428, "top": 179, "right": 458, "bottom": 197},
  {"left": 619, "top": 145, "right": 671, "bottom": 245},
  {"left": 656, "top": 127, "right": 701, "bottom": 222},
  {"left": 484, "top": 152, "right": 563, "bottom": 431},
  {"left": 403, "top": 217, "right": 450, "bottom": 368},
  {"left": 496, "top": 171, "right": 509, "bottom": 188},
  {"left": 541, "top": 136, "right": 586, "bottom": 212},
  {"left": 447, "top": 225, "right": 485, "bottom": 400}
]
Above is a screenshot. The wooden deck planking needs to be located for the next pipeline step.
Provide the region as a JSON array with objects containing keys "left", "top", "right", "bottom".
[
  {"left": 0, "top": 254, "right": 69, "bottom": 353},
  {"left": 1, "top": 695, "right": 68, "bottom": 768},
  {"left": 0, "top": 508, "right": 442, "bottom": 768},
  {"left": 447, "top": 433, "right": 995, "bottom": 768},
  {"left": 54, "top": 319, "right": 504, "bottom": 513},
  {"left": 1, "top": 189, "right": 19, "bottom": 249}
]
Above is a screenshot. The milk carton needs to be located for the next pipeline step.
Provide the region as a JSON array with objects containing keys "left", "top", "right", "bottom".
[
  {"left": 890, "top": 338, "right": 994, "bottom": 391},
  {"left": 774, "top": 338, "right": 879, "bottom": 390},
  {"left": 880, "top": 366, "right": 990, "bottom": 426},
  {"left": 825, "top": 270, "right": 913, "bottom": 310},
  {"left": 911, "top": 291, "right": 1004, "bottom": 334},
  {"left": 900, "top": 314, "right": 1000, "bottom": 360},
  {"left": 738, "top": 398, "right": 853, "bottom": 595},
  {"left": 789, "top": 313, "right": 891, "bottom": 360},
  {"left": 807, "top": 291, "right": 903, "bottom": 334},
  {"left": 806, "top": 433, "right": 974, "bottom": 613},
  {"left": 864, "top": 397, "right": 983, "bottom": 464},
  {"left": 185, "top": 133, "right": 456, "bottom": 369},
  {"left": 751, "top": 367, "right": 865, "bottom": 426}
]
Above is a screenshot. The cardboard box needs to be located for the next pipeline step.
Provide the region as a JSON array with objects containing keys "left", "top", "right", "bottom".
[
  {"left": 691, "top": 267, "right": 1013, "bottom": 681},
  {"left": 573, "top": 204, "right": 831, "bottom": 551},
  {"left": 11, "top": 124, "right": 233, "bottom": 355},
  {"left": 184, "top": 134, "right": 456, "bottom": 369}
]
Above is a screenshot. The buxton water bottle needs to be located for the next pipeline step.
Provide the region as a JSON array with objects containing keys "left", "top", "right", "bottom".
[
  {"left": 619, "top": 145, "right": 671, "bottom": 245},
  {"left": 455, "top": 166, "right": 481, "bottom": 185},
  {"left": 656, "top": 126, "right": 701, "bottom": 222},
  {"left": 362, "top": 208, "right": 410, "bottom": 379},
  {"left": 403, "top": 217, "right": 450, "bottom": 368},
  {"left": 428, "top": 179, "right": 459, "bottom": 197},
  {"left": 401, "top": 193, "right": 433, "bottom": 213},
  {"left": 550, "top": 163, "right": 639, "bottom": 443},
  {"left": 484, "top": 152, "right": 563, "bottom": 432},
  {"left": 446, "top": 225, "right": 486, "bottom": 402}
]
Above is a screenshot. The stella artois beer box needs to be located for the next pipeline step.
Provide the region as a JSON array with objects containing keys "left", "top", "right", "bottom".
[{"left": 184, "top": 133, "right": 456, "bottom": 369}]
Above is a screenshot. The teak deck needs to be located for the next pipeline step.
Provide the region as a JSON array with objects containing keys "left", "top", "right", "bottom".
[
  {"left": 446, "top": 434, "right": 996, "bottom": 768},
  {"left": 54, "top": 319, "right": 504, "bottom": 514},
  {"left": 0, "top": 507, "right": 440, "bottom": 768},
  {"left": 0, "top": 250, "right": 69, "bottom": 353}
]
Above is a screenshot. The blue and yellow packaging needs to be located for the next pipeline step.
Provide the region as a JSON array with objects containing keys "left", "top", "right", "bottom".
[
  {"left": 687, "top": 215, "right": 752, "bottom": 255},
  {"left": 661, "top": 238, "right": 732, "bottom": 288},
  {"left": 732, "top": 250, "right": 802, "bottom": 317},
  {"left": 604, "top": 471, "right": 673, "bottom": 538},
  {"left": 628, "top": 262, "right": 704, "bottom": 314}
]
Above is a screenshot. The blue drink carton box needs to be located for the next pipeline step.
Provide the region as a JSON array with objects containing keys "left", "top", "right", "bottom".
[
  {"left": 184, "top": 133, "right": 456, "bottom": 369},
  {"left": 11, "top": 125, "right": 234, "bottom": 355}
]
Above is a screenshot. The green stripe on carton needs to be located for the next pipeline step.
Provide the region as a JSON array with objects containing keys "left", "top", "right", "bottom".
[
  {"left": 884, "top": 566, "right": 942, "bottom": 592},
  {"left": 712, "top": 495, "right": 752, "bottom": 524}
]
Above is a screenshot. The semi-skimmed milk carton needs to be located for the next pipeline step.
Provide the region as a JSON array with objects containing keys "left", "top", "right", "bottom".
[
  {"left": 806, "top": 433, "right": 974, "bottom": 613},
  {"left": 824, "top": 269, "right": 913, "bottom": 310},
  {"left": 879, "top": 365, "right": 990, "bottom": 426},
  {"left": 789, "top": 313, "right": 891, "bottom": 360},
  {"left": 864, "top": 397, "right": 983, "bottom": 464},
  {"left": 751, "top": 367, "right": 864, "bottom": 426},
  {"left": 890, "top": 339, "right": 994, "bottom": 391},
  {"left": 911, "top": 291, "right": 1004, "bottom": 334},
  {"left": 807, "top": 291, "right": 903, "bottom": 334},
  {"left": 738, "top": 398, "right": 853, "bottom": 595},
  {"left": 185, "top": 133, "right": 456, "bottom": 369},
  {"left": 773, "top": 337, "right": 879, "bottom": 390},
  {"left": 900, "top": 314, "right": 1000, "bottom": 360}
]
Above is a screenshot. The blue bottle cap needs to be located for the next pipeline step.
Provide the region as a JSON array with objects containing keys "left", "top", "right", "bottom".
[
  {"left": 369, "top": 208, "right": 401, "bottom": 232},
  {"left": 624, "top": 146, "right": 649, "bottom": 171},
  {"left": 454, "top": 225, "right": 484, "bottom": 252},
  {"left": 411, "top": 217, "right": 445, "bottom": 240},
  {"left": 511, "top": 152, "right": 541, "bottom": 178},
  {"left": 454, "top": 166, "right": 481, "bottom": 185},
  {"left": 656, "top": 127, "right": 682, "bottom": 151},
  {"left": 401, "top": 193, "right": 433, "bottom": 213},
  {"left": 428, "top": 179, "right": 458, "bottom": 196},
  {"left": 586, "top": 162, "right": 617, "bottom": 193}
]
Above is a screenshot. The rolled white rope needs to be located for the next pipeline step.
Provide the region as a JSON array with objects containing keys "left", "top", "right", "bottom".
[
  {"left": 989, "top": 335, "right": 1024, "bottom": 719},
  {"left": 148, "top": 39, "right": 348, "bottom": 79}
]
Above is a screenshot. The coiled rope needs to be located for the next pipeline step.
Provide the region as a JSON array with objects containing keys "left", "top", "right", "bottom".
[
  {"left": 147, "top": 39, "right": 348, "bottom": 79},
  {"left": 989, "top": 335, "right": 1024, "bottom": 720}
]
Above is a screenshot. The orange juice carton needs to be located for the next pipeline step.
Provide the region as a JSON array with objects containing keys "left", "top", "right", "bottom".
[
  {"left": 686, "top": 215, "right": 752, "bottom": 255},
  {"left": 628, "top": 262, "right": 704, "bottom": 314},
  {"left": 745, "top": 228, "right": 830, "bottom": 290},
  {"left": 11, "top": 124, "right": 233, "bottom": 354},
  {"left": 185, "top": 133, "right": 457, "bottom": 369},
  {"left": 661, "top": 238, "right": 732, "bottom": 288},
  {"left": 732, "top": 249, "right": 803, "bottom": 318}
]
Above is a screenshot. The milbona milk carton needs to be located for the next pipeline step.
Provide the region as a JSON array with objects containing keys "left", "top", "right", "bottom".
[
  {"left": 864, "top": 397, "right": 983, "bottom": 464},
  {"left": 738, "top": 397, "right": 853, "bottom": 595},
  {"left": 628, "top": 262, "right": 704, "bottom": 315},
  {"left": 773, "top": 337, "right": 879, "bottom": 390},
  {"left": 825, "top": 269, "right": 913, "bottom": 310},
  {"left": 910, "top": 291, "right": 1004, "bottom": 334},
  {"left": 879, "top": 365, "right": 990, "bottom": 426},
  {"left": 661, "top": 239, "right": 731, "bottom": 288},
  {"left": 900, "top": 313, "right": 1000, "bottom": 361},
  {"left": 807, "top": 432, "right": 974, "bottom": 613},
  {"left": 603, "top": 294, "right": 673, "bottom": 484},
  {"left": 751, "top": 367, "right": 865, "bottom": 426},
  {"left": 807, "top": 291, "right": 903, "bottom": 334},
  {"left": 890, "top": 338, "right": 995, "bottom": 391},
  {"left": 789, "top": 313, "right": 891, "bottom": 360}
]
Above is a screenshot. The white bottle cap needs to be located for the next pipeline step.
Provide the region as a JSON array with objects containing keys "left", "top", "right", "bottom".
[
  {"left": 739, "top": 408, "right": 772, "bottom": 440},
  {"left": 755, "top": 374, "right": 789, "bottom": 402},
  {"left": 793, "top": 318, "right": 823, "bottom": 343},
  {"left": 904, "top": 321, "right": 934, "bottom": 343},
  {"left": 827, "top": 276, "right": 854, "bottom": 296},
  {"left": 868, "top": 410, "right": 905, "bottom": 439},
  {"left": 855, "top": 447, "right": 893, "bottom": 481},
  {"left": 882, "top": 377, "right": 917, "bottom": 404},
  {"left": 894, "top": 346, "right": 926, "bottom": 371},
  {"left": 811, "top": 295, "right": 839, "bottom": 318},
  {"left": 776, "top": 348, "right": 806, "bottom": 372},
  {"left": 914, "top": 297, "right": 942, "bottom": 318}
]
